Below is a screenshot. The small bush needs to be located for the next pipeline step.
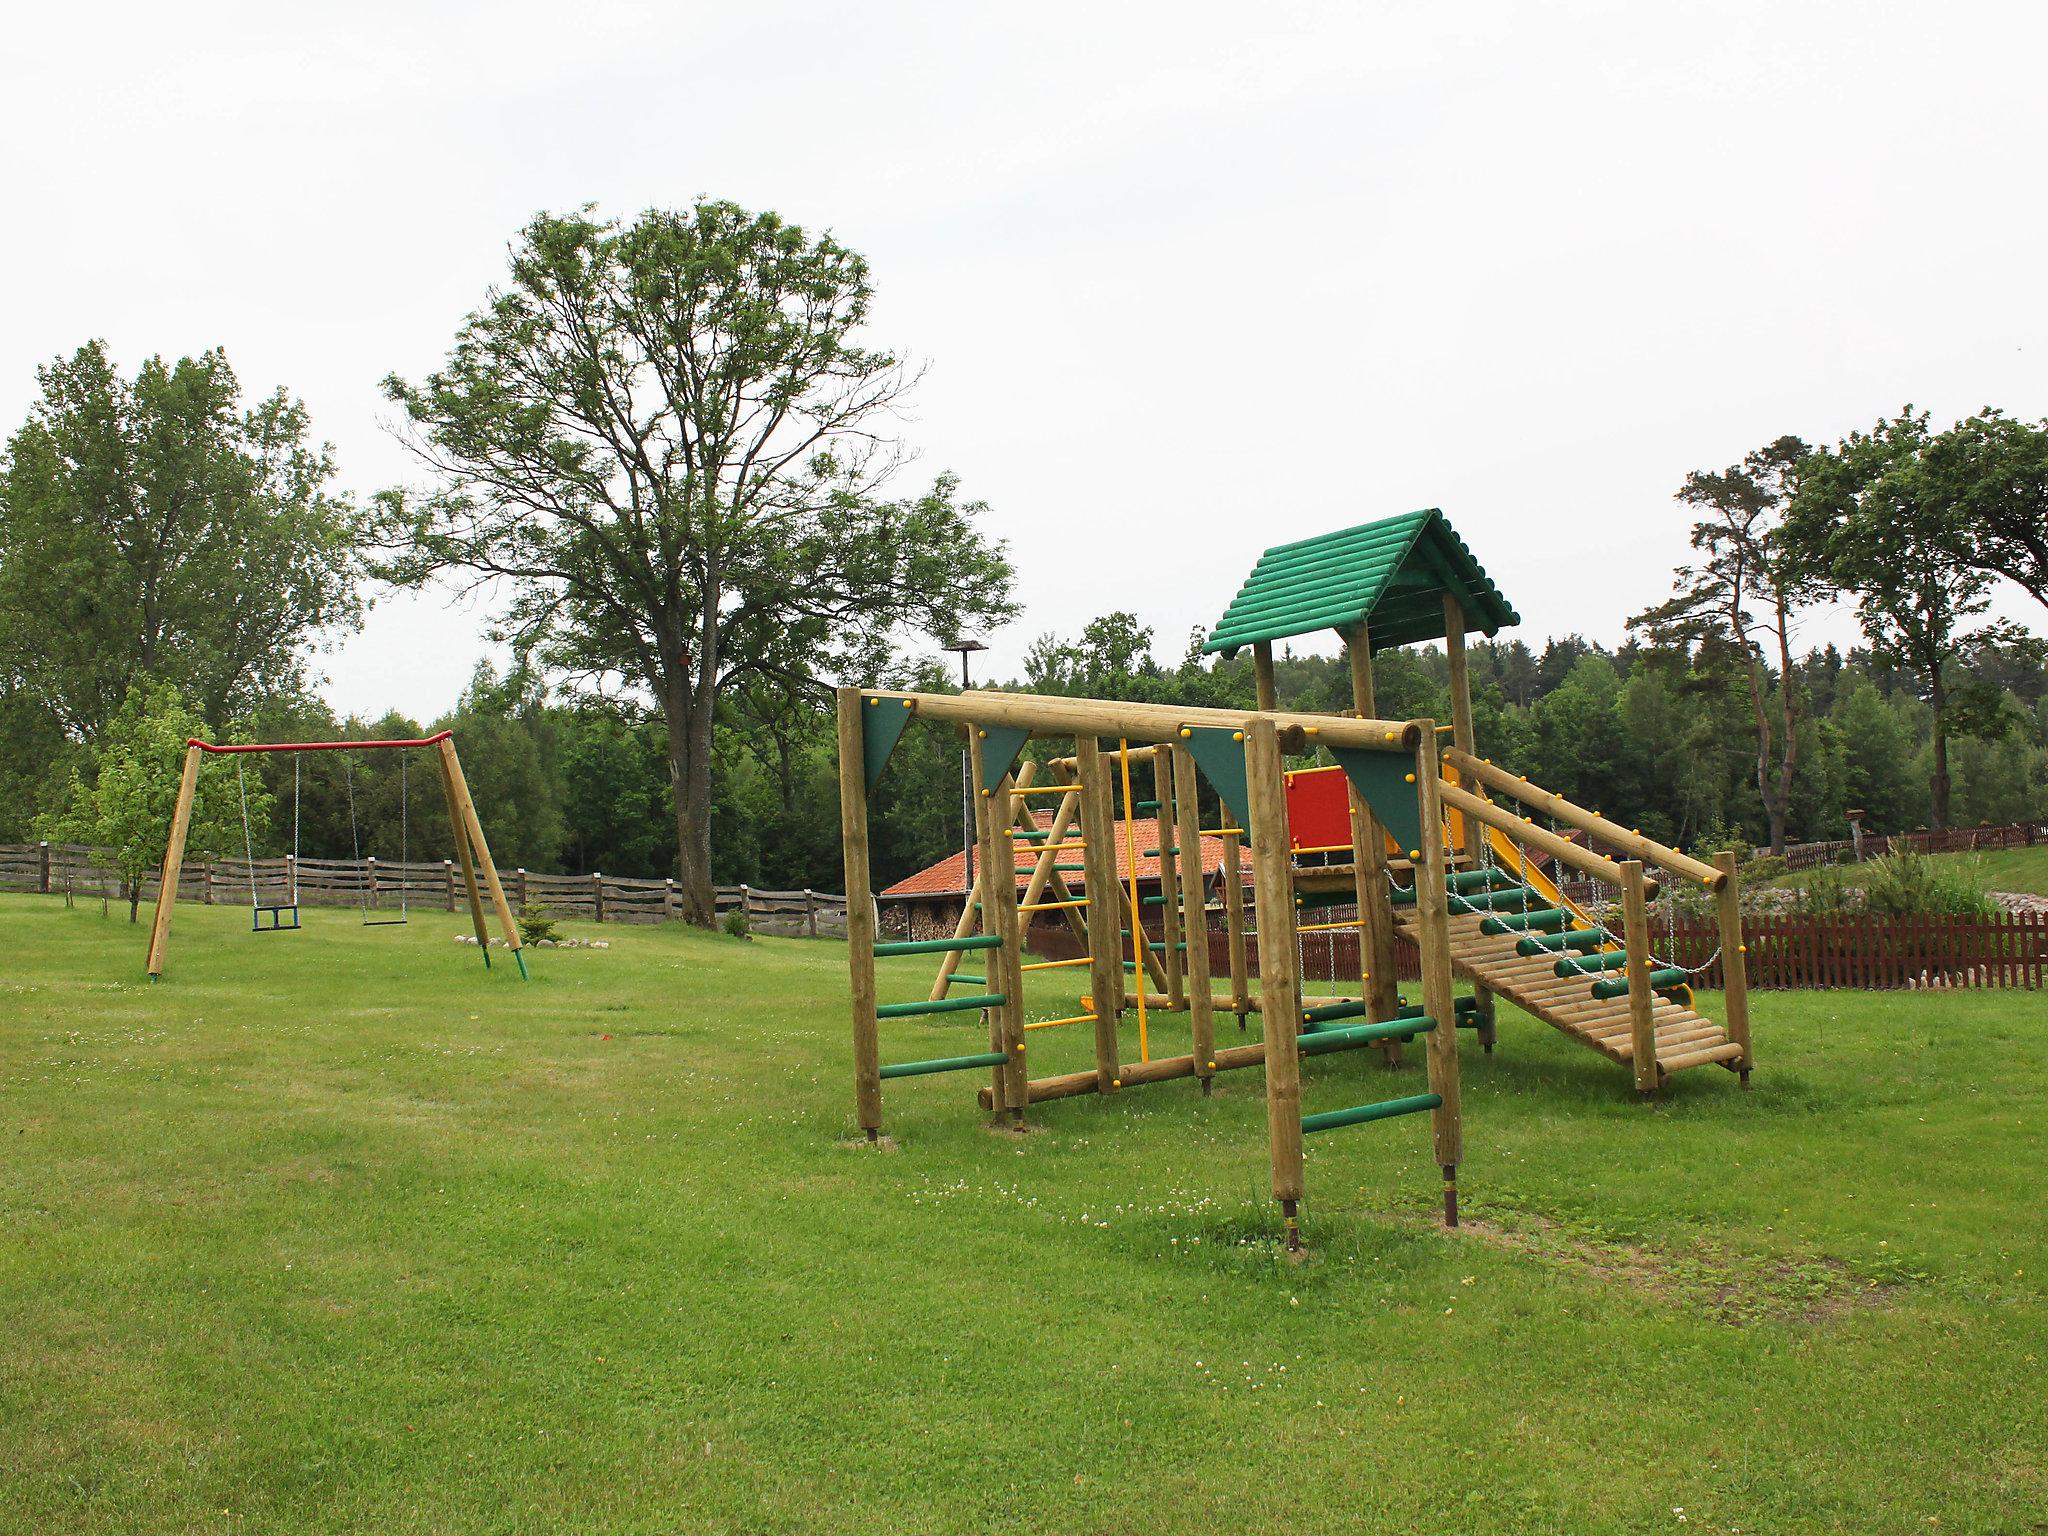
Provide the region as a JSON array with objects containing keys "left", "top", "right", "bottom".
[
  {"left": 723, "top": 907, "right": 752, "bottom": 941},
  {"left": 1859, "top": 850, "right": 1996, "bottom": 918},
  {"left": 1793, "top": 860, "right": 1859, "bottom": 916},
  {"left": 518, "top": 905, "right": 562, "bottom": 945}
]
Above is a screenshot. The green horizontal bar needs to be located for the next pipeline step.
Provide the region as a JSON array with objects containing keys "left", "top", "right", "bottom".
[
  {"left": 1516, "top": 929, "right": 1608, "bottom": 955},
  {"left": 947, "top": 973, "right": 985, "bottom": 985},
  {"left": 1134, "top": 799, "right": 1160, "bottom": 812},
  {"left": 1589, "top": 967, "right": 1687, "bottom": 1000},
  {"left": 1300, "top": 1018, "right": 1435, "bottom": 1054},
  {"left": 1447, "top": 887, "right": 1541, "bottom": 913},
  {"left": 876, "top": 935, "right": 1002, "bottom": 957},
  {"left": 1148, "top": 942, "right": 1187, "bottom": 952},
  {"left": 1302, "top": 1092, "right": 1445, "bottom": 1134},
  {"left": 1556, "top": 950, "right": 1630, "bottom": 977},
  {"left": 1141, "top": 848, "right": 1180, "bottom": 858},
  {"left": 1142, "top": 895, "right": 1167, "bottom": 906},
  {"left": 879, "top": 1050, "right": 1009, "bottom": 1080},
  {"left": 1446, "top": 867, "right": 1519, "bottom": 894},
  {"left": 1010, "top": 829, "right": 1053, "bottom": 840},
  {"left": 876, "top": 992, "right": 1007, "bottom": 1019},
  {"left": 1479, "top": 908, "right": 1567, "bottom": 934},
  {"left": 1301, "top": 1000, "right": 1368, "bottom": 1025}
]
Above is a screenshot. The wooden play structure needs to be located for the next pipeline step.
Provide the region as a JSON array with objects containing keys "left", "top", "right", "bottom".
[
  {"left": 145, "top": 730, "right": 527, "bottom": 980},
  {"left": 837, "top": 511, "right": 1756, "bottom": 1246}
]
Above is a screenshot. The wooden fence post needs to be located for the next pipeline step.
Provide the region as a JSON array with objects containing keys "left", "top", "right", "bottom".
[
  {"left": 1621, "top": 860, "right": 1657, "bottom": 1095},
  {"left": 203, "top": 859, "right": 214, "bottom": 906},
  {"left": 805, "top": 888, "right": 818, "bottom": 938},
  {"left": 367, "top": 856, "right": 379, "bottom": 910},
  {"left": 740, "top": 883, "right": 752, "bottom": 929},
  {"left": 593, "top": 873, "right": 606, "bottom": 923},
  {"left": 664, "top": 879, "right": 676, "bottom": 922},
  {"left": 38, "top": 841, "right": 50, "bottom": 894},
  {"left": 517, "top": 868, "right": 528, "bottom": 908},
  {"left": 445, "top": 859, "right": 456, "bottom": 911}
]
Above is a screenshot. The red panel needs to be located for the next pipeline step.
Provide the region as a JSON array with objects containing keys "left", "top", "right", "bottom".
[{"left": 1284, "top": 764, "right": 1352, "bottom": 853}]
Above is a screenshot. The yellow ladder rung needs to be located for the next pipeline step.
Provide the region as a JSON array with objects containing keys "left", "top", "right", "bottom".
[
  {"left": 1297, "top": 918, "right": 1365, "bottom": 933},
  {"left": 1020, "top": 898, "right": 1088, "bottom": 911},
  {"left": 1200, "top": 827, "right": 1244, "bottom": 837},
  {"left": 1026, "top": 1013, "right": 1098, "bottom": 1030},
  {"left": 1022, "top": 956, "right": 1093, "bottom": 971},
  {"left": 1291, "top": 841, "right": 1356, "bottom": 855},
  {"left": 1011, "top": 784, "right": 1083, "bottom": 795}
]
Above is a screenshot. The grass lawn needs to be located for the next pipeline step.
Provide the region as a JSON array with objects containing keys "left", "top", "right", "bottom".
[{"left": 3, "top": 894, "right": 2043, "bottom": 1534}]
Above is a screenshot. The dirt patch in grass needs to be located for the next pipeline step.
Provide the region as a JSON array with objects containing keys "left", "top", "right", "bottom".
[{"left": 1443, "top": 1211, "right": 1912, "bottom": 1325}]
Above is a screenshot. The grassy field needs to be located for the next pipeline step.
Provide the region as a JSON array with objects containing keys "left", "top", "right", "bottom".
[{"left": 3, "top": 894, "right": 2043, "bottom": 1535}]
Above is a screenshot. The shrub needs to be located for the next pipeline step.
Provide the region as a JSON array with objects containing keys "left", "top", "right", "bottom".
[
  {"left": 518, "top": 905, "right": 562, "bottom": 945},
  {"left": 1859, "top": 850, "right": 1997, "bottom": 918},
  {"left": 723, "top": 906, "right": 752, "bottom": 941},
  {"left": 1793, "top": 860, "right": 1859, "bottom": 916}
]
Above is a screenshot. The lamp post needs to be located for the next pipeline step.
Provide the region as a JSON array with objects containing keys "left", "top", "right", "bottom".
[{"left": 945, "top": 640, "right": 988, "bottom": 905}]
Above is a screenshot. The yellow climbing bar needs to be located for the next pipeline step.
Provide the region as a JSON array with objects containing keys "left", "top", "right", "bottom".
[
  {"left": 1020, "top": 898, "right": 1088, "bottom": 912},
  {"left": 1297, "top": 918, "right": 1365, "bottom": 934},
  {"left": 1022, "top": 956, "right": 1092, "bottom": 971},
  {"left": 1025, "top": 1011, "right": 1098, "bottom": 1031},
  {"left": 1011, "top": 784, "right": 1083, "bottom": 795}
]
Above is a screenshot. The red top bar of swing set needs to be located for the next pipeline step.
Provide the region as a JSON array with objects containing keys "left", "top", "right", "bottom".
[{"left": 186, "top": 731, "right": 454, "bottom": 755}]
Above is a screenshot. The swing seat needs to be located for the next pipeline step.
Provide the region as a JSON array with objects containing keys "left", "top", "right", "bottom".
[
  {"left": 362, "top": 916, "right": 409, "bottom": 927},
  {"left": 253, "top": 904, "right": 301, "bottom": 932}
]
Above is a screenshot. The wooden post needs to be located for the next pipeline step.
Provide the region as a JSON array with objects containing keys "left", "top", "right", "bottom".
[
  {"left": 38, "top": 841, "right": 50, "bottom": 894},
  {"left": 1251, "top": 640, "right": 1278, "bottom": 711},
  {"left": 444, "top": 858, "right": 456, "bottom": 912},
  {"left": 367, "top": 856, "right": 379, "bottom": 912},
  {"left": 1221, "top": 831, "right": 1250, "bottom": 1022},
  {"left": 1439, "top": 596, "right": 1492, "bottom": 1036},
  {"left": 1152, "top": 748, "right": 1186, "bottom": 1010},
  {"left": 594, "top": 873, "right": 607, "bottom": 924},
  {"left": 435, "top": 748, "right": 492, "bottom": 952},
  {"left": 145, "top": 744, "right": 202, "bottom": 978},
  {"left": 1173, "top": 742, "right": 1218, "bottom": 1092},
  {"left": 1245, "top": 717, "right": 1305, "bottom": 1250},
  {"left": 1621, "top": 859, "right": 1658, "bottom": 1095},
  {"left": 1343, "top": 623, "right": 1404, "bottom": 1044},
  {"left": 202, "top": 859, "right": 215, "bottom": 906},
  {"left": 1075, "top": 736, "right": 1124, "bottom": 1094},
  {"left": 1411, "top": 719, "right": 1464, "bottom": 1224},
  {"left": 805, "top": 889, "right": 818, "bottom": 938},
  {"left": 664, "top": 878, "right": 676, "bottom": 921},
  {"left": 837, "top": 689, "right": 884, "bottom": 1138},
  {"left": 974, "top": 744, "right": 1029, "bottom": 1120},
  {"left": 438, "top": 738, "right": 523, "bottom": 959},
  {"left": 1714, "top": 849, "right": 1752, "bottom": 1081}
]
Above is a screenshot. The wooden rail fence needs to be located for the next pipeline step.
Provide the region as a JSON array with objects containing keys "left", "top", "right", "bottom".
[
  {"left": 0, "top": 843, "right": 848, "bottom": 939},
  {"left": 1774, "top": 820, "right": 2044, "bottom": 872}
]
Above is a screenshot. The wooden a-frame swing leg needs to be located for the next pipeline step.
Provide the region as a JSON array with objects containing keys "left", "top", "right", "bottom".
[
  {"left": 439, "top": 739, "right": 526, "bottom": 979},
  {"left": 145, "top": 744, "right": 203, "bottom": 980},
  {"left": 436, "top": 745, "right": 494, "bottom": 964}
]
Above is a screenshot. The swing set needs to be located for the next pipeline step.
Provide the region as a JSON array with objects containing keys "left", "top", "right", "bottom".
[{"left": 145, "top": 730, "right": 529, "bottom": 981}]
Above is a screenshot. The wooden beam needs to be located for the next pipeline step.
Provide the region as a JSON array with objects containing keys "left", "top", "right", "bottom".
[
  {"left": 1252, "top": 641, "right": 1278, "bottom": 711},
  {"left": 1444, "top": 746, "right": 1724, "bottom": 890},
  {"left": 1173, "top": 742, "right": 1218, "bottom": 1090},
  {"left": 837, "top": 689, "right": 883, "bottom": 1137},
  {"left": 1714, "top": 849, "right": 1752, "bottom": 1078},
  {"left": 861, "top": 691, "right": 1426, "bottom": 753},
  {"left": 439, "top": 739, "right": 523, "bottom": 959},
  {"left": 435, "top": 744, "right": 491, "bottom": 954},
  {"left": 1621, "top": 859, "right": 1658, "bottom": 1095},
  {"left": 1436, "top": 601, "right": 1491, "bottom": 1034},
  {"left": 144, "top": 744, "right": 202, "bottom": 979},
  {"left": 1245, "top": 718, "right": 1305, "bottom": 1247},
  {"left": 974, "top": 747, "right": 1028, "bottom": 1118},
  {"left": 1410, "top": 718, "right": 1464, "bottom": 1221},
  {"left": 1436, "top": 781, "right": 1649, "bottom": 893},
  {"left": 1074, "top": 737, "right": 1124, "bottom": 1094},
  {"left": 1343, "top": 622, "right": 1404, "bottom": 1046}
]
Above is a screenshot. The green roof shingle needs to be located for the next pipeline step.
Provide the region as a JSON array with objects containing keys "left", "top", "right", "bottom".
[{"left": 1201, "top": 509, "right": 1520, "bottom": 657}]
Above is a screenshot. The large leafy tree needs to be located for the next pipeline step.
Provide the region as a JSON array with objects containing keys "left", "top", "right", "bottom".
[
  {"left": 1920, "top": 407, "right": 2048, "bottom": 612},
  {"left": 39, "top": 684, "right": 258, "bottom": 921},
  {"left": 380, "top": 203, "right": 1016, "bottom": 923},
  {"left": 0, "top": 341, "right": 366, "bottom": 740},
  {"left": 1630, "top": 436, "right": 1817, "bottom": 852},
  {"left": 1785, "top": 410, "right": 2032, "bottom": 829}
]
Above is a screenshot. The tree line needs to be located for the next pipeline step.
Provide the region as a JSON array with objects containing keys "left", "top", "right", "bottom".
[{"left": 1, "top": 200, "right": 2043, "bottom": 916}]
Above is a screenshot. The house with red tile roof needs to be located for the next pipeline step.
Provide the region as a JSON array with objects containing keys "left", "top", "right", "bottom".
[{"left": 877, "top": 810, "right": 1249, "bottom": 941}]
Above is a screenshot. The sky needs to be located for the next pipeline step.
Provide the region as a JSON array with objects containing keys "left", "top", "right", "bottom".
[{"left": 3, "top": 0, "right": 2043, "bottom": 721}]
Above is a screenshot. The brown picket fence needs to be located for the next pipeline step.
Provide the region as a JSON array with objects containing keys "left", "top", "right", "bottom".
[{"left": 0, "top": 842, "right": 848, "bottom": 939}]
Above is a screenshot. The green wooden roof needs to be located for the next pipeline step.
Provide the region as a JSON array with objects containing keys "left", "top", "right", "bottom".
[{"left": 1202, "top": 509, "right": 1520, "bottom": 658}]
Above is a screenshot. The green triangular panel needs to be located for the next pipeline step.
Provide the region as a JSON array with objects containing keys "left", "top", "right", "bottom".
[
  {"left": 861, "top": 694, "right": 915, "bottom": 791},
  {"left": 1331, "top": 745, "right": 1424, "bottom": 859},
  {"left": 1179, "top": 726, "right": 1251, "bottom": 827},
  {"left": 974, "top": 723, "right": 1031, "bottom": 795}
]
